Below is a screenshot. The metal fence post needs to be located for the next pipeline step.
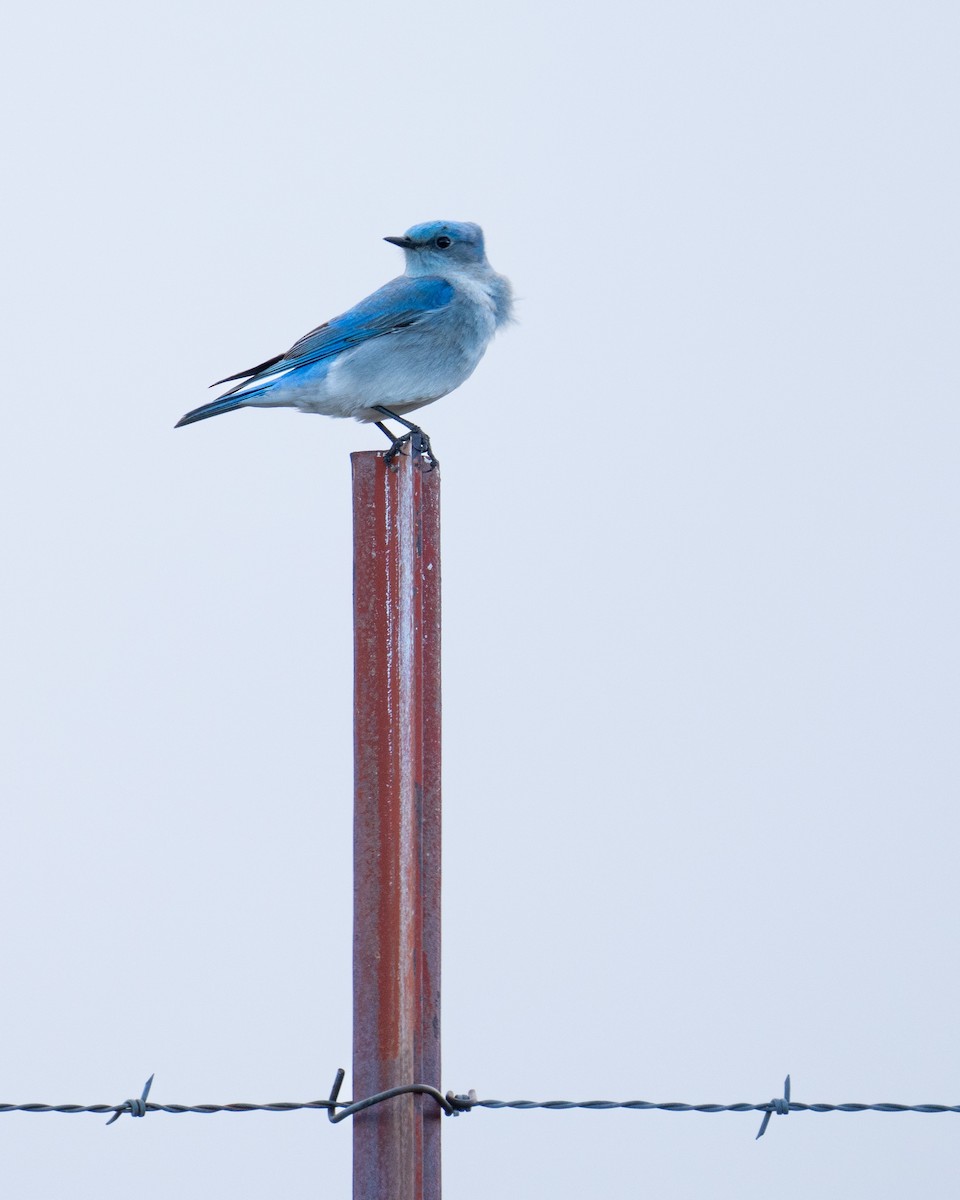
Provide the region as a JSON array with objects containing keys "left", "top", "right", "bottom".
[{"left": 352, "top": 448, "right": 441, "bottom": 1200}]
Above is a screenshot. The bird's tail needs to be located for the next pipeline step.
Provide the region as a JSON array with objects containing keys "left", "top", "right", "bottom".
[{"left": 175, "top": 395, "right": 247, "bottom": 428}]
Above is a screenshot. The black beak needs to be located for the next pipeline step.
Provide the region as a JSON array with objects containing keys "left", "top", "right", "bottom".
[{"left": 384, "top": 235, "right": 415, "bottom": 249}]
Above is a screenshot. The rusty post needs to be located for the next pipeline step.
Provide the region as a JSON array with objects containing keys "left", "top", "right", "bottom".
[{"left": 352, "top": 448, "right": 441, "bottom": 1200}]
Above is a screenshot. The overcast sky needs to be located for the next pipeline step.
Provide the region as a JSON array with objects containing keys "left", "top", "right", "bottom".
[{"left": 1, "top": 1, "right": 958, "bottom": 1196}]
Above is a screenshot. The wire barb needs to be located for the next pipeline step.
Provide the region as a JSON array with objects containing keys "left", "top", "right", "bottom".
[
  {"left": 446, "top": 1089, "right": 477, "bottom": 1114},
  {"left": 756, "top": 1074, "right": 791, "bottom": 1139},
  {"left": 106, "top": 1074, "right": 154, "bottom": 1126}
]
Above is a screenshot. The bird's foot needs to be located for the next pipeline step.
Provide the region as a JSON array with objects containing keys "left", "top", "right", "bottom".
[{"left": 383, "top": 428, "right": 439, "bottom": 471}]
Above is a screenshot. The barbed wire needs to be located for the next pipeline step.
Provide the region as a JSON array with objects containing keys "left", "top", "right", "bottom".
[{"left": 4, "top": 1072, "right": 960, "bottom": 1140}]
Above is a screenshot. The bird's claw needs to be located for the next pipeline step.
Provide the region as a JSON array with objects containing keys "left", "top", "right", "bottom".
[{"left": 384, "top": 429, "right": 439, "bottom": 471}]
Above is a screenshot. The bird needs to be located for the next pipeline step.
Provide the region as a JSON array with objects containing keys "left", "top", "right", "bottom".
[{"left": 175, "top": 220, "right": 513, "bottom": 466}]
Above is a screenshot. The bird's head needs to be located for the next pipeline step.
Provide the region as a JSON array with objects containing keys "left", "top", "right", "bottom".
[{"left": 384, "top": 221, "right": 487, "bottom": 274}]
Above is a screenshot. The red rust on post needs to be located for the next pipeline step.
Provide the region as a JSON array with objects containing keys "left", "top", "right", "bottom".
[{"left": 352, "top": 448, "right": 441, "bottom": 1200}]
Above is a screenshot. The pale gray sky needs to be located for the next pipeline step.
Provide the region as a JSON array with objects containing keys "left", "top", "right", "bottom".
[{"left": 1, "top": 1, "right": 958, "bottom": 1196}]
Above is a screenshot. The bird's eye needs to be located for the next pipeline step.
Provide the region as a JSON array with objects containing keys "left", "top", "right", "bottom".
[{"left": 435, "top": 236, "right": 452, "bottom": 249}]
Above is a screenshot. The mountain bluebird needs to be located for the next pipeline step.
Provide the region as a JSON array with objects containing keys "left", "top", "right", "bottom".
[{"left": 176, "top": 220, "right": 512, "bottom": 464}]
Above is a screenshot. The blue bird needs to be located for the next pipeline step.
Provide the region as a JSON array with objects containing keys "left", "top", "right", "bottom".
[{"left": 176, "top": 221, "right": 513, "bottom": 464}]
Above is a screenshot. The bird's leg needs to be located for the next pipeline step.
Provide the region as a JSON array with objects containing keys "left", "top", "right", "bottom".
[
  {"left": 375, "top": 413, "right": 434, "bottom": 466},
  {"left": 373, "top": 407, "right": 438, "bottom": 469},
  {"left": 374, "top": 419, "right": 420, "bottom": 464}
]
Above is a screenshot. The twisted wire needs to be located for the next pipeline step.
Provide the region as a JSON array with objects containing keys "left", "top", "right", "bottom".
[
  {"left": 4, "top": 1071, "right": 960, "bottom": 1142},
  {"left": 468, "top": 1100, "right": 960, "bottom": 1114},
  {"left": 5, "top": 1099, "right": 959, "bottom": 1118}
]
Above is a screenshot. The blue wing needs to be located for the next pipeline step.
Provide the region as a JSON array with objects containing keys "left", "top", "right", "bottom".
[{"left": 213, "top": 275, "right": 455, "bottom": 400}]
